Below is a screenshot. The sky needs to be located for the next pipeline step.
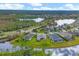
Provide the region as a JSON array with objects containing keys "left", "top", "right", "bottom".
[
  {"left": 0, "top": 0, "right": 79, "bottom": 10},
  {"left": 0, "top": 3, "right": 79, "bottom": 10},
  {"left": 0, "top": 0, "right": 79, "bottom": 3}
]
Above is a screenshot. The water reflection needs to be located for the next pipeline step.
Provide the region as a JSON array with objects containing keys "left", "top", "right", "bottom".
[
  {"left": 45, "top": 45, "right": 79, "bottom": 56},
  {"left": 0, "top": 42, "right": 21, "bottom": 52},
  {"left": 55, "top": 19, "right": 75, "bottom": 26},
  {"left": 53, "top": 48, "right": 77, "bottom": 56},
  {"left": 19, "top": 18, "right": 44, "bottom": 22},
  {"left": 0, "top": 42, "right": 79, "bottom": 56}
]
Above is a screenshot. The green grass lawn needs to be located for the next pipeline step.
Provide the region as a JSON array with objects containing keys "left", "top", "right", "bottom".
[
  {"left": 11, "top": 33, "right": 79, "bottom": 48},
  {"left": 1, "top": 33, "right": 79, "bottom": 56},
  {"left": 0, "top": 49, "right": 32, "bottom": 56},
  {"left": 11, "top": 34, "right": 52, "bottom": 48},
  {"left": 36, "top": 28, "right": 46, "bottom": 33},
  {"left": 32, "top": 49, "right": 46, "bottom": 56},
  {"left": 0, "top": 31, "right": 12, "bottom": 39},
  {"left": 0, "top": 48, "right": 46, "bottom": 56}
]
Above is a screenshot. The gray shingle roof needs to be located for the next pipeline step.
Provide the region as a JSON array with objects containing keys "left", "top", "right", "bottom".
[
  {"left": 49, "top": 33, "right": 63, "bottom": 42},
  {"left": 37, "top": 34, "right": 46, "bottom": 41},
  {"left": 23, "top": 33, "right": 34, "bottom": 40}
]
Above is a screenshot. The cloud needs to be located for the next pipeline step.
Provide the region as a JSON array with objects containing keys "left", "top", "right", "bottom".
[
  {"left": 33, "top": 7, "right": 53, "bottom": 10},
  {"left": 51, "top": 4, "right": 79, "bottom": 10},
  {"left": 0, "top": 4, "right": 25, "bottom": 10},
  {"left": 65, "top": 4, "right": 74, "bottom": 7},
  {"left": 30, "top": 3, "right": 42, "bottom": 6},
  {"left": 32, "top": 4, "right": 79, "bottom": 10},
  {"left": 64, "top": 4, "right": 76, "bottom": 10},
  {"left": 0, "top": 0, "right": 79, "bottom": 3},
  {"left": 60, "top": 4, "right": 79, "bottom": 10},
  {"left": 33, "top": 7, "right": 65, "bottom": 10},
  {"left": 0, "top": 3, "right": 79, "bottom": 10},
  {"left": 63, "top": 4, "right": 79, "bottom": 10}
]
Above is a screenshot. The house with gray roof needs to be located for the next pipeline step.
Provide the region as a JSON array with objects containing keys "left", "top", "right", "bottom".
[
  {"left": 23, "top": 32, "right": 34, "bottom": 40},
  {"left": 49, "top": 33, "right": 63, "bottom": 42},
  {"left": 59, "top": 32, "right": 73, "bottom": 41},
  {"left": 37, "top": 34, "right": 46, "bottom": 41}
]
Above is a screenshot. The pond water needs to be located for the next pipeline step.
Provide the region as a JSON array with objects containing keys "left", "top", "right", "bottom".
[
  {"left": 19, "top": 18, "right": 44, "bottom": 22},
  {"left": 45, "top": 45, "right": 79, "bottom": 56},
  {"left": 0, "top": 42, "right": 22, "bottom": 52},
  {"left": 55, "top": 19, "right": 76, "bottom": 26},
  {"left": 0, "top": 42, "right": 79, "bottom": 56},
  {"left": 32, "top": 18, "right": 44, "bottom": 22}
]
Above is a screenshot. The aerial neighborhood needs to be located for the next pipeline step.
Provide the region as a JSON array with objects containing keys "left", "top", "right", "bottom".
[{"left": 0, "top": 10, "right": 79, "bottom": 56}]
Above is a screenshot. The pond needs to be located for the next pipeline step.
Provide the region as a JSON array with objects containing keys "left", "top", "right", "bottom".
[
  {"left": 55, "top": 19, "right": 76, "bottom": 26},
  {"left": 45, "top": 45, "right": 79, "bottom": 56},
  {"left": 0, "top": 42, "right": 24, "bottom": 52},
  {"left": 32, "top": 18, "right": 44, "bottom": 22},
  {"left": 19, "top": 18, "right": 44, "bottom": 22},
  {"left": 0, "top": 42, "right": 79, "bottom": 56}
]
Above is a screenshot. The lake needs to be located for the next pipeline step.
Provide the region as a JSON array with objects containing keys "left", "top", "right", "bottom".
[
  {"left": 19, "top": 18, "right": 44, "bottom": 22},
  {"left": 55, "top": 19, "right": 76, "bottom": 26},
  {"left": 45, "top": 45, "right": 79, "bottom": 56},
  {"left": 0, "top": 42, "right": 24, "bottom": 52}
]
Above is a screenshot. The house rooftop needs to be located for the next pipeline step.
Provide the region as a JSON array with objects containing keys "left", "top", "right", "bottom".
[
  {"left": 49, "top": 33, "right": 63, "bottom": 42},
  {"left": 37, "top": 34, "right": 46, "bottom": 41}
]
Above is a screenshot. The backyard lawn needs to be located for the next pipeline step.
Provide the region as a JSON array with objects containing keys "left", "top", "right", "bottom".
[{"left": 11, "top": 33, "right": 79, "bottom": 48}]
